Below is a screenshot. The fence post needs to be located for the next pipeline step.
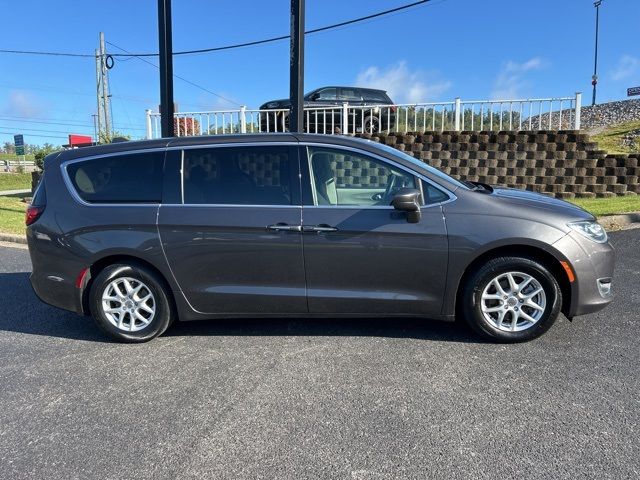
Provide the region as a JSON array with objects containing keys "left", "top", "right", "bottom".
[
  {"left": 341, "top": 102, "right": 349, "bottom": 135},
  {"left": 574, "top": 92, "right": 582, "bottom": 130},
  {"left": 145, "top": 109, "right": 153, "bottom": 139},
  {"left": 454, "top": 97, "right": 461, "bottom": 131},
  {"left": 240, "top": 105, "right": 247, "bottom": 133}
]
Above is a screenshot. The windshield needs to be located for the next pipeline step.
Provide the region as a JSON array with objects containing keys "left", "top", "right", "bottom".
[{"left": 372, "top": 142, "right": 469, "bottom": 190}]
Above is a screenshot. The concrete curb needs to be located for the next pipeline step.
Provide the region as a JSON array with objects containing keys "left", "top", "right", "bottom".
[
  {"left": 0, "top": 189, "right": 31, "bottom": 196},
  {"left": 598, "top": 212, "right": 640, "bottom": 232},
  {"left": 0, "top": 233, "right": 27, "bottom": 245}
]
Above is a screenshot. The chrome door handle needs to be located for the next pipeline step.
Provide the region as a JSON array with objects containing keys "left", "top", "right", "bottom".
[
  {"left": 303, "top": 224, "right": 338, "bottom": 233},
  {"left": 267, "top": 223, "right": 302, "bottom": 232}
]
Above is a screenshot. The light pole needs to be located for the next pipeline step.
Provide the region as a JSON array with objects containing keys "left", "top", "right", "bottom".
[{"left": 591, "top": 0, "right": 602, "bottom": 106}]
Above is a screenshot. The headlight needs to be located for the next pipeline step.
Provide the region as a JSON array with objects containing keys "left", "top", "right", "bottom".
[
  {"left": 568, "top": 220, "right": 608, "bottom": 243},
  {"left": 266, "top": 102, "right": 280, "bottom": 109}
]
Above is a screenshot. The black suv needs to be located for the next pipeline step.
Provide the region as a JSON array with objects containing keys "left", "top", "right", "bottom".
[{"left": 259, "top": 86, "right": 395, "bottom": 134}]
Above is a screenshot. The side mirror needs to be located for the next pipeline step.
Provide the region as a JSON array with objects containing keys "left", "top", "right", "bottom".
[{"left": 391, "top": 188, "right": 422, "bottom": 223}]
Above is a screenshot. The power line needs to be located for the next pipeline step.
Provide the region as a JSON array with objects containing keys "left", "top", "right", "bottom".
[
  {"left": 0, "top": 49, "right": 94, "bottom": 58},
  {"left": 0, "top": 115, "right": 93, "bottom": 125},
  {"left": 0, "top": 1, "right": 432, "bottom": 58},
  {"left": 0, "top": 81, "right": 155, "bottom": 105},
  {"left": 105, "top": 41, "right": 241, "bottom": 107},
  {"left": 0, "top": 116, "right": 147, "bottom": 131},
  {"left": 0, "top": 125, "right": 93, "bottom": 135},
  {"left": 172, "top": 0, "right": 433, "bottom": 56},
  {"left": 0, "top": 83, "right": 231, "bottom": 110},
  {"left": 0, "top": 130, "right": 67, "bottom": 140}
]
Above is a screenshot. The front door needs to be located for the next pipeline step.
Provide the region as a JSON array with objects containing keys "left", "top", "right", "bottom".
[
  {"left": 158, "top": 144, "right": 307, "bottom": 314},
  {"left": 300, "top": 145, "right": 449, "bottom": 315}
]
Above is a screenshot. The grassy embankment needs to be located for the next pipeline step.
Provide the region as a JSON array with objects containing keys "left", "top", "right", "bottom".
[{"left": 590, "top": 120, "right": 640, "bottom": 155}]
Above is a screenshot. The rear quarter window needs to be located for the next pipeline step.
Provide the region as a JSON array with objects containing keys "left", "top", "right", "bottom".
[
  {"left": 32, "top": 174, "right": 46, "bottom": 206},
  {"left": 362, "top": 90, "right": 391, "bottom": 103},
  {"left": 66, "top": 151, "right": 164, "bottom": 203}
]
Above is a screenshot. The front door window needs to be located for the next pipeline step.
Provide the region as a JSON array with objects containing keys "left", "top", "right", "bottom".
[{"left": 307, "top": 147, "right": 418, "bottom": 207}]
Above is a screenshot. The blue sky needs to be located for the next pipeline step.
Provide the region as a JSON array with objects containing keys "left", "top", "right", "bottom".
[{"left": 1, "top": 0, "right": 638, "bottom": 145}]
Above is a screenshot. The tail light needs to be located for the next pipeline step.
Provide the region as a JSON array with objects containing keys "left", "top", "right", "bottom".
[
  {"left": 75, "top": 267, "right": 90, "bottom": 289},
  {"left": 25, "top": 205, "right": 45, "bottom": 226},
  {"left": 390, "top": 105, "right": 397, "bottom": 113}
]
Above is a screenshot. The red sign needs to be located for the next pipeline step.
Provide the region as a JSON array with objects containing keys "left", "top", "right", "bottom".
[{"left": 68, "top": 134, "right": 93, "bottom": 147}]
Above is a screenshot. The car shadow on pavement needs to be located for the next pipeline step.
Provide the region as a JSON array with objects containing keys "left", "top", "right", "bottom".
[
  {"left": 0, "top": 272, "right": 108, "bottom": 342},
  {"left": 0, "top": 271, "right": 481, "bottom": 344},
  {"left": 166, "top": 316, "right": 482, "bottom": 344}
]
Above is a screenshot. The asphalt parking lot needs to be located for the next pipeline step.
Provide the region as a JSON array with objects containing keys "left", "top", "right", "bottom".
[{"left": 0, "top": 230, "right": 638, "bottom": 480}]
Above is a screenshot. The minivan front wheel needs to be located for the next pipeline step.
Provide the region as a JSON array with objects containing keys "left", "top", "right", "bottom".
[
  {"left": 89, "top": 263, "right": 174, "bottom": 342},
  {"left": 462, "top": 256, "right": 562, "bottom": 342}
]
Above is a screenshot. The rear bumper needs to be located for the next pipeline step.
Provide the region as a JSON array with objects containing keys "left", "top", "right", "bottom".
[
  {"left": 29, "top": 270, "right": 84, "bottom": 315},
  {"left": 27, "top": 229, "right": 86, "bottom": 315},
  {"left": 552, "top": 231, "right": 615, "bottom": 317}
]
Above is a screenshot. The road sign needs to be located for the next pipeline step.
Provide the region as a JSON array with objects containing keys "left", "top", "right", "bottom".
[
  {"left": 628, "top": 86, "right": 640, "bottom": 97},
  {"left": 14, "top": 134, "right": 25, "bottom": 156}
]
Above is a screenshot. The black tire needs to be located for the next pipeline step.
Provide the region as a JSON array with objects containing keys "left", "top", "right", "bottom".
[
  {"left": 461, "top": 256, "right": 562, "bottom": 342},
  {"left": 364, "top": 115, "right": 380, "bottom": 134},
  {"left": 89, "top": 263, "right": 174, "bottom": 343}
]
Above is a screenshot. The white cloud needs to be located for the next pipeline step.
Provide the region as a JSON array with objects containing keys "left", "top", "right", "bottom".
[
  {"left": 1, "top": 90, "right": 48, "bottom": 118},
  {"left": 611, "top": 55, "right": 639, "bottom": 81},
  {"left": 355, "top": 61, "right": 451, "bottom": 104},
  {"left": 491, "top": 57, "right": 544, "bottom": 99}
]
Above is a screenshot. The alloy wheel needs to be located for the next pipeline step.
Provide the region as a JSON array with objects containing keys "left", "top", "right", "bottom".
[
  {"left": 101, "top": 277, "right": 156, "bottom": 332},
  {"left": 480, "top": 271, "right": 546, "bottom": 332}
]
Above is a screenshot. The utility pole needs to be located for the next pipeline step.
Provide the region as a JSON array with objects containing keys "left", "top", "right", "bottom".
[
  {"left": 94, "top": 49, "right": 103, "bottom": 141},
  {"left": 157, "top": 0, "right": 175, "bottom": 137},
  {"left": 592, "top": 0, "right": 602, "bottom": 106},
  {"left": 289, "top": 0, "right": 305, "bottom": 133},
  {"left": 91, "top": 114, "right": 98, "bottom": 143},
  {"left": 99, "top": 32, "right": 112, "bottom": 138}
]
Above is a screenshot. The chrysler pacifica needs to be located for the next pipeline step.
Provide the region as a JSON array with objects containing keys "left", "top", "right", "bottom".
[{"left": 27, "top": 134, "right": 614, "bottom": 342}]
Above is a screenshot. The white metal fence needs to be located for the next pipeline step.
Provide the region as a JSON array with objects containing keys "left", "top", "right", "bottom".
[{"left": 146, "top": 93, "right": 582, "bottom": 139}]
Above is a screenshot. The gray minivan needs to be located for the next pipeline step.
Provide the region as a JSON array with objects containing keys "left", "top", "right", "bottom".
[{"left": 27, "top": 134, "right": 614, "bottom": 343}]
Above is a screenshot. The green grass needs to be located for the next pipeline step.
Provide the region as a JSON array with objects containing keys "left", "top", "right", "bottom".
[
  {"left": 590, "top": 120, "right": 640, "bottom": 154},
  {"left": 0, "top": 195, "right": 27, "bottom": 235},
  {"left": 0, "top": 153, "right": 35, "bottom": 161},
  {"left": 0, "top": 173, "right": 32, "bottom": 191},
  {"left": 569, "top": 196, "right": 640, "bottom": 216}
]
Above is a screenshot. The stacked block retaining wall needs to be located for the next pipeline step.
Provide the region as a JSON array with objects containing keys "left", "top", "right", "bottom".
[{"left": 360, "top": 131, "right": 639, "bottom": 198}]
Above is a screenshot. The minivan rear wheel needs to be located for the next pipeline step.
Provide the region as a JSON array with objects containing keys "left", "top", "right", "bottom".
[
  {"left": 89, "top": 263, "right": 174, "bottom": 342},
  {"left": 461, "top": 256, "right": 562, "bottom": 342}
]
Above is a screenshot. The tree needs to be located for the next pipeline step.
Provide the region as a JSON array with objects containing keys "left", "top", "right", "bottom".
[
  {"left": 33, "top": 144, "right": 61, "bottom": 170},
  {"left": 175, "top": 117, "right": 201, "bottom": 136},
  {"left": 98, "top": 130, "right": 131, "bottom": 144},
  {"left": 2, "top": 142, "right": 15, "bottom": 154}
]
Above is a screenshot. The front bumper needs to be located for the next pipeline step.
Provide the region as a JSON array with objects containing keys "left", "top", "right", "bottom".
[{"left": 552, "top": 231, "right": 615, "bottom": 317}]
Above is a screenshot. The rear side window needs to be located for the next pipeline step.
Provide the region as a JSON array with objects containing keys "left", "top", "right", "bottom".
[
  {"left": 339, "top": 88, "right": 362, "bottom": 101},
  {"left": 315, "top": 88, "right": 337, "bottom": 100},
  {"left": 67, "top": 152, "right": 164, "bottom": 203},
  {"left": 183, "top": 146, "right": 292, "bottom": 205},
  {"left": 32, "top": 175, "right": 47, "bottom": 206},
  {"left": 362, "top": 90, "right": 391, "bottom": 103}
]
